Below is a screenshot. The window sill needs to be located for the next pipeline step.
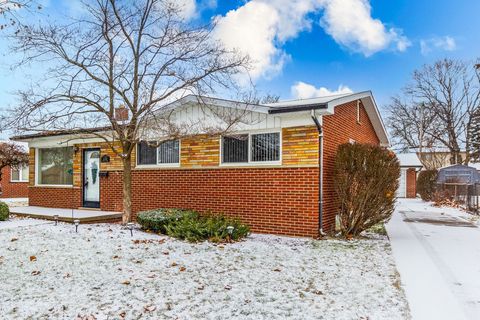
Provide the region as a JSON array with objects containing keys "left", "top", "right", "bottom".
[
  {"left": 220, "top": 161, "right": 282, "bottom": 167},
  {"left": 136, "top": 164, "right": 181, "bottom": 169},
  {"left": 10, "top": 180, "right": 29, "bottom": 183},
  {"left": 33, "top": 184, "right": 74, "bottom": 188}
]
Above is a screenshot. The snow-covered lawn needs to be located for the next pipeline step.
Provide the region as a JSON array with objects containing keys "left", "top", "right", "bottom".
[{"left": 0, "top": 217, "right": 409, "bottom": 320}]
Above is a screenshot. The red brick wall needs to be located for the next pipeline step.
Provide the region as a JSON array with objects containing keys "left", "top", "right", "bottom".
[
  {"left": 0, "top": 166, "right": 29, "bottom": 198},
  {"left": 29, "top": 186, "right": 81, "bottom": 208},
  {"left": 98, "top": 168, "right": 319, "bottom": 237},
  {"left": 406, "top": 169, "right": 417, "bottom": 198},
  {"left": 322, "top": 101, "right": 381, "bottom": 233}
]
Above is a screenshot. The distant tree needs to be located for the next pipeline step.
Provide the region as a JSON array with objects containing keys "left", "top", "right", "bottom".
[
  {"left": 469, "top": 63, "right": 480, "bottom": 162},
  {"left": 259, "top": 93, "right": 280, "bottom": 104},
  {"left": 469, "top": 110, "right": 480, "bottom": 162},
  {"left": 0, "top": 142, "right": 28, "bottom": 182},
  {"left": 387, "top": 58, "right": 480, "bottom": 165}
]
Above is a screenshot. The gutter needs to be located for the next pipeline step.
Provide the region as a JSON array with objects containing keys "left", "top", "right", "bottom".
[
  {"left": 311, "top": 110, "right": 325, "bottom": 237},
  {"left": 268, "top": 103, "right": 327, "bottom": 114}
]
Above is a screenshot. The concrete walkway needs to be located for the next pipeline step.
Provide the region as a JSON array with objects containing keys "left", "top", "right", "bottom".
[{"left": 386, "top": 199, "right": 480, "bottom": 320}]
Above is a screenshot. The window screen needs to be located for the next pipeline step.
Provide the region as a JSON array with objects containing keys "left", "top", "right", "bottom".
[
  {"left": 222, "top": 135, "right": 249, "bottom": 163},
  {"left": 157, "top": 140, "right": 180, "bottom": 164},
  {"left": 137, "top": 141, "right": 157, "bottom": 165},
  {"left": 251, "top": 132, "right": 280, "bottom": 162}
]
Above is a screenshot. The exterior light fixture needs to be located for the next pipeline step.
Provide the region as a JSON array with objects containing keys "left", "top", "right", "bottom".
[
  {"left": 127, "top": 222, "right": 134, "bottom": 237},
  {"left": 53, "top": 214, "right": 59, "bottom": 226},
  {"left": 74, "top": 219, "right": 80, "bottom": 232},
  {"left": 226, "top": 226, "right": 235, "bottom": 242}
]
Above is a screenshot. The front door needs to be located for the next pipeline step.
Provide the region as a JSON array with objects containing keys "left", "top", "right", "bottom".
[{"left": 83, "top": 148, "right": 100, "bottom": 208}]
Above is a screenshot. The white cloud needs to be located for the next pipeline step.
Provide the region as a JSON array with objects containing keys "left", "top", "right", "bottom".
[
  {"left": 320, "top": 0, "right": 410, "bottom": 56},
  {"left": 177, "top": 0, "right": 197, "bottom": 20},
  {"left": 213, "top": 1, "right": 289, "bottom": 82},
  {"left": 291, "top": 82, "right": 353, "bottom": 99},
  {"left": 420, "top": 36, "right": 457, "bottom": 55},
  {"left": 214, "top": 0, "right": 409, "bottom": 82}
]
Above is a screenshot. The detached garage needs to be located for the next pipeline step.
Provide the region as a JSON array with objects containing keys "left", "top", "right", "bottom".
[{"left": 396, "top": 153, "right": 423, "bottom": 198}]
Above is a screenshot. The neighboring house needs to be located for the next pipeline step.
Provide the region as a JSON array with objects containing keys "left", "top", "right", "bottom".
[
  {"left": 11, "top": 91, "right": 388, "bottom": 237},
  {"left": 396, "top": 153, "right": 423, "bottom": 198},
  {"left": 417, "top": 150, "right": 468, "bottom": 170},
  {"left": 0, "top": 164, "right": 29, "bottom": 198}
]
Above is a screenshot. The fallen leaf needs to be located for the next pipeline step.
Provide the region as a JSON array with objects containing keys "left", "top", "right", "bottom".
[
  {"left": 179, "top": 267, "right": 186, "bottom": 272},
  {"left": 112, "top": 255, "right": 119, "bottom": 259},
  {"left": 143, "top": 305, "right": 156, "bottom": 312},
  {"left": 121, "top": 280, "right": 130, "bottom": 285},
  {"left": 119, "top": 311, "right": 126, "bottom": 318},
  {"left": 31, "top": 270, "right": 41, "bottom": 276},
  {"left": 10, "top": 238, "right": 18, "bottom": 242},
  {"left": 273, "top": 268, "right": 281, "bottom": 272},
  {"left": 162, "top": 251, "right": 169, "bottom": 255},
  {"left": 30, "top": 256, "right": 37, "bottom": 262},
  {"left": 170, "top": 262, "right": 178, "bottom": 267},
  {"left": 224, "top": 285, "right": 232, "bottom": 290}
]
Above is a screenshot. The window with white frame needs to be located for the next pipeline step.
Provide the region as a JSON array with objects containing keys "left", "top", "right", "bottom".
[
  {"left": 137, "top": 140, "right": 180, "bottom": 166},
  {"left": 222, "top": 132, "right": 280, "bottom": 164},
  {"left": 37, "top": 147, "right": 73, "bottom": 185},
  {"left": 11, "top": 165, "right": 29, "bottom": 182}
]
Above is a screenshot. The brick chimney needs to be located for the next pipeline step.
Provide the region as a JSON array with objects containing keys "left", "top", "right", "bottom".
[{"left": 115, "top": 105, "right": 129, "bottom": 122}]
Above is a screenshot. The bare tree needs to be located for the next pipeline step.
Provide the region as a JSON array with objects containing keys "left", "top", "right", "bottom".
[
  {"left": 7, "top": 0, "right": 252, "bottom": 223},
  {"left": 387, "top": 58, "right": 480, "bottom": 165},
  {"left": 0, "top": 0, "right": 38, "bottom": 30},
  {"left": 0, "top": 142, "right": 28, "bottom": 182}
]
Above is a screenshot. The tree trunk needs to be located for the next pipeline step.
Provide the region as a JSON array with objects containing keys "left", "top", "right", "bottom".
[{"left": 122, "top": 155, "right": 132, "bottom": 224}]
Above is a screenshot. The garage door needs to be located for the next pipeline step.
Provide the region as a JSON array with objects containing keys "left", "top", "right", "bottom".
[{"left": 397, "top": 169, "right": 406, "bottom": 198}]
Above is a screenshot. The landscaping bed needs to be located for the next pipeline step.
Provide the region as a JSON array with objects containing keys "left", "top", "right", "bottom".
[{"left": 0, "top": 219, "right": 409, "bottom": 319}]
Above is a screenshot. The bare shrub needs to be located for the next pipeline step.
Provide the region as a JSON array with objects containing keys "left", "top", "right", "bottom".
[{"left": 334, "top": 143, "right": 400, "bottom": 237}]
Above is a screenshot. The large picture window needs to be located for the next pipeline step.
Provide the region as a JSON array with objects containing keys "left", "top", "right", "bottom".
[
  {"left": 11, "top": 165, "right": 29, "bottom": 182},
  {"left": 222, "top": 132, "right": 281, "bottom": 164},
  {"left": 37, "top": 147, "right": 73, "bottom": 185},
  {"left": 137, "top": 140, "right": 180, "bottom": 166}
]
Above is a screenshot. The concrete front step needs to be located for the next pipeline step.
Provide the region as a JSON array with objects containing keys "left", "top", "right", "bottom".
[{"left": 10, "top": 206, "right": 122, "bottom": 223}]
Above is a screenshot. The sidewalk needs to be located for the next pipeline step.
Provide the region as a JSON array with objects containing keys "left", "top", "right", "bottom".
[{"left": 386, "top": 199, "right": 480, "bottom": 320}]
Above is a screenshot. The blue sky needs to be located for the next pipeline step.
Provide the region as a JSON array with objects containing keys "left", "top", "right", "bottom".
[{"left": 0, "top": 0, "right": 479, "bottom": 135}]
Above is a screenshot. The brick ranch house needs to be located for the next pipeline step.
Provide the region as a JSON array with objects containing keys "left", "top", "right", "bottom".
[
  {"left": 11, "top": 92, "right": 389, "bottom": 237},
  {"left": 0, "top": 141, "right": 29, "bottom": 199},
  {"left": 0, "top": 165, "right": 29, "bottom": 198}
]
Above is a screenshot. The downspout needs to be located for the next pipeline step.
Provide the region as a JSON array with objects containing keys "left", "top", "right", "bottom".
[{"left": 311, "top": 110, "right": 325, "bottom": 237}]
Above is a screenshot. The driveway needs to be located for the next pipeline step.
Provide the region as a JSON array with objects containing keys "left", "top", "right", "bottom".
[{"left": 387, "top": 199, "right": 480, "bottom": 320}]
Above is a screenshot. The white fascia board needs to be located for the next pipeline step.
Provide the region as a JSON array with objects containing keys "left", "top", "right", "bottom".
[
  {"left": 163, "top": 95, "right": 271, "bottom": 114},
  {"left": 26, "top": 133, "right": 116, "bottom": 148}
]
